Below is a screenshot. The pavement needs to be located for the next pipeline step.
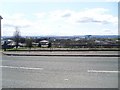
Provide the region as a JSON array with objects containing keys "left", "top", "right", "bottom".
[
  {"left": 2, "top": 55, "right": 118, "bottom": 88},
  {"left": 2, "top": 51, "right": 119, "bottom": 57}
]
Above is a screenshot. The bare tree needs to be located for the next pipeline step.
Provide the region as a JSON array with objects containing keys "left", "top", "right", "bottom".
[
  {"left": 13, "top": 27, "right": 21, "bottom": 49},
  {"left": 3, "top": 24, "right": 29, "bottom": 49}
]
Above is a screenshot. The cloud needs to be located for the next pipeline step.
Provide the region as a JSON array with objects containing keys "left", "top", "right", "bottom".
[
  {"left": 2, "top": 13, "right": 33, "bottom": 27},
  {"left": 1, "top": 0, "right": 119, "bottom": 3},
  {"left": 105, "top": 0, "right": 119, "bottom": 2},
  {"left": 76, "top": 17, "right": 111, "bottom": 24},
  {"left": 2, "top": 8, "right": 118, "bottom": 36},
  {"left": 46, "top": 10, "right": 73, "bottom": 21},
  {"left": 68, "top": 8, "right": 118, "bottom": 25},
  {"left": 1, "top": 13, "right": 34, "bottom": 36},
  {"left": 61, "top": 13, "right": 71, "bottom": 18},
  {"left": 104, "top": 29, "right": 111, "bottom": 32},
  {"left": 36, "top": 8, "right": 118, "bottom": 24},
  {"left": 34, "top": 13, "right": 46, "bottom": 18},
  {"left": 35, "top": 8, "right": 117, "bottom": 25}
]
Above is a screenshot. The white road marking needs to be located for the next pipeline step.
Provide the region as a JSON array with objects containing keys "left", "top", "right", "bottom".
[
  {"left": 88, "top": 70, "right": 119, "bottom": 73},
  {"left": 0, "top": 66, "right": 43, "bottom": 70},
  {"left": 64, "top": 79, "right": 69, "bottom": 81}
]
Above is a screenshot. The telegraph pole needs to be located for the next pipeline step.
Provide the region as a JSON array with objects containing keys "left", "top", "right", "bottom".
[{"left": 0, "top": 16, "right": 3, "bottom": 90}]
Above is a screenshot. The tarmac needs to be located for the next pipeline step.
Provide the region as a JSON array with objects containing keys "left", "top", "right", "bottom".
[{"left": 2, "top": 55, "right": 118, "bottom": 88}]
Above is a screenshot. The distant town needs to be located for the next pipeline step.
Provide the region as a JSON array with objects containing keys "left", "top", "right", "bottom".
[{"left": 1, "top": 30, "right": 120, "bottom": 51}]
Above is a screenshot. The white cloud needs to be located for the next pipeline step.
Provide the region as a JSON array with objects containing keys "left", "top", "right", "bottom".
[
  {"left": 1, "top": 13, "right": 34, "bottom": 36},
  {"left": 66, "top": 8, "right": 118, "bottom": 25},
  {"left": 105, "top": 0, "right": 119, "bottom": 2},
  {"left": 10, "top": 13, "right": 25, "bottom": 19},
  {"left": 34, "top": 13, "right": 46, "bottom": 18},
  {"left": 2, "top": 8, "right": 118, "bottom": 36},
  {"left": 1, "top": 0, "right": 119, "bottom": 2},
  {"left": 47, "top": 10, "right": 73, "bottom": 21},
  {"left": 34, "top": 8, "right": 117, "bottom": 25},
  {"left": 2, "top": 13, "right": 33, "bottom": 27}
]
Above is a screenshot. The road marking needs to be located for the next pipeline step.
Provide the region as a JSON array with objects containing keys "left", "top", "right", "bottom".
[
  {"left": 88, "top": 70, "right": 119, "bottom": 73},
  {"left": 64, "top": 79, "right": 69, "bottom": 81},
  {"left": 0, "top": 66, "right": 43, "bottom": 70}
]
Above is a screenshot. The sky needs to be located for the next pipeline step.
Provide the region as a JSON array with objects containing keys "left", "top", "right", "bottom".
[{"left": 0, "top": 0, "right": 119, "bottom": 36}]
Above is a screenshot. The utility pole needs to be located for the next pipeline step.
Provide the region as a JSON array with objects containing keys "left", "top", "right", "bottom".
[
  {"left": 0, "top": 16, "right": 3, "bottom": 49},
  {"left": 0, "top": 16, "right": 3, "bottom": 90}
]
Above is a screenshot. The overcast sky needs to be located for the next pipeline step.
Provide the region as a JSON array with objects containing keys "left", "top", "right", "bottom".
[{"left": 0, "top": 0, "right": 118, "bottom": 36}]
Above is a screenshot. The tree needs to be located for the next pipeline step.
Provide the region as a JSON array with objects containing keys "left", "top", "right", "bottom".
[
  {"left": 48, "top": 42, "right": 52, "bottom": 48},
  {"left": 26, "top": 37, "right": 33, "bottom": 50},
  {"left": 3, "top": 41, "right": 7, "bottom": 51},
  {"left": 13, "top": 28, "right": 21, "bottom": 49},
  {"left": 38, "top": 43, "right": 41, "bottom": 47}
]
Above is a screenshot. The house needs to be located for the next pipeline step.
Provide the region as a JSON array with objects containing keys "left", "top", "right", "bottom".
[
  {"left": 2, "top": 39, "right": 26, "bottom": 49},
  {"left": 2, "top": 39, "right": 15, "bottom": 49},
  {"left": 39, "top": 40, "right": 50, "bottom": 48}
]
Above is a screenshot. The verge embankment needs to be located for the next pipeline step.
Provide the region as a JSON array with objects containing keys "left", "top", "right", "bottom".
[{"left": 2, "top": 51, "right": 119, "bottom": 57}]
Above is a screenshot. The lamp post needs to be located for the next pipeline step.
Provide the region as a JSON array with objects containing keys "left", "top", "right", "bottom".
[
  {"left": 0, "top": 16, "right": 2, "bottom": 90},
  {"left": 0, "top": 16, "right": 3, "bottom": 49}
]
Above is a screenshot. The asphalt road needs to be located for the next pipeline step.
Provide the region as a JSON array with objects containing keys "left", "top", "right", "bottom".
[{"left": 2, "top": 55, "right": 118, "bottom": 88}]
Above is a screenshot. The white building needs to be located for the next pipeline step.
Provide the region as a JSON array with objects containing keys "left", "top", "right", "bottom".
[{"left": 40, "top": 40, "right": 49, "bottom": 48}]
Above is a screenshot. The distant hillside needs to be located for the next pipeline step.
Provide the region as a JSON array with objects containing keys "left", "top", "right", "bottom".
[
  {"left": 89, "top": 35, "right": 119, "bottom": 39},
  {"left": 1, "top": 35, "right": 120, "bottom": 39}
]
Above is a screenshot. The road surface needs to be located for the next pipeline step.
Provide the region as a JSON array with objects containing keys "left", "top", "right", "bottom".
[{"left": 2, "top": 55, "right": 118, "bottom": 88}]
